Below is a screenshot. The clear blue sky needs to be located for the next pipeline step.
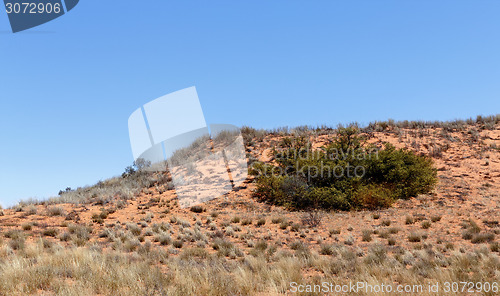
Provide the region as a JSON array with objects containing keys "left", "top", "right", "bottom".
[{"left": 1, "top": 1, "right": 499, "bottom": 206}]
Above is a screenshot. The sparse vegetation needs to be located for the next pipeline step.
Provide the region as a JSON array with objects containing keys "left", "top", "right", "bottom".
[
  {"left": 256, "top": 218, "right": 266, "bottom": 226},
  {"left": 127, "top": 223, "right": 142, "bottom": 236},
  {"left": 408, "top": 232, "right": 422, "bottom": 242},
  {"left": 301, "top": 210, "right": 322, "bottom": 227},
  {"left": 329, "top": 228, "right": 341, "bottom": 236},
  {"left": 42, "top": 228, "right": 58, "bottom": 237},
  {"left": 344, "top": 235, "right": 355, "bottom": 245},
  {"left": 271, "top": 217, "right": 284, "bottom": 224},
  {"left": 471, "top": 233, "right": 495, "bottom": 244},
  {"left": 362, "top": 229, "right": 372, "bottom": 242},
  {"left": 290, "top": 223, "right": 301, "bottom": 232},
  {"left": 0, "top": 117, "right": 498, "bottom": 295},
  {"left": 172, "top": 240, "right": 183, "bottom": 248},
  {"left": 157, "top": 234, "right": 172, "bottom": 246},
  {"left": 46, "top": 206, "right": 65, "bottom": 216},
  {"left": 421, "top": 220, "right": 432, "bottom": 229},
  {"left": 319, "top": 244, "right": 335, "bottom": 255},
  {"left": 190, "top": 205, "right": 205, "bottom": 213},
  {"left": 0, "top": 237, "right": 494, "bottom": 296},
  {"left": 431, "top": 215, "right": 442, "bottom": 222},
  {"left": 381, "top": 219, "right": 391, "bottom": 226}
]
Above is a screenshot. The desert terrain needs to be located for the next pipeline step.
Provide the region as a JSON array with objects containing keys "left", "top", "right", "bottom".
[{"left": 0, "top": 116, "right": 499, "bottom": 295}]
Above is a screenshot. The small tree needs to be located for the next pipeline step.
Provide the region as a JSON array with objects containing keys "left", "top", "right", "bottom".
[
  {"left": 122, "top": 158, "right": 152, "bottom": 178},
  {"left": 134, "top": 158, "right": 151, "bottom": 171}
]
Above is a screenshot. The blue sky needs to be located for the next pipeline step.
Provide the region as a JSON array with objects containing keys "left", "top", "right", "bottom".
[{"left": 0, "top": 0, "right": 499, "bottom": 206}]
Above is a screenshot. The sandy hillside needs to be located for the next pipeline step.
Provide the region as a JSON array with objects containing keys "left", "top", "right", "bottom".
[{"left": 0, "top": 118, "right": 499, "bottom": 295}]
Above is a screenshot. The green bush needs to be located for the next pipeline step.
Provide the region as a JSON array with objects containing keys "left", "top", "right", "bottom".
[
  {"left": 253, "top": 127, "right": 437, "bottom": 211},
  {"left": 353, "top": 184, "right": 395, "bottom": 210},
  {"left": 304, "top": 187, "right": 351, "bottom": 210},
  {"left": 363, "top": 143, "right": 437, "bottom": 199}
]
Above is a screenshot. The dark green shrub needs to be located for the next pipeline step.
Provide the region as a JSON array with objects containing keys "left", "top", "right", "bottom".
[
  {"left": 363, "top": 143, "right": 437, "bottom": 199},
  {"left": 353, "top": 184, "right": 395, "bottom": 210},
  {"left": 254, "top": 127, "right": 437, "bottom": 211},
  {"left": 253, "top": 175, "right": 308, "bottom": 209}
]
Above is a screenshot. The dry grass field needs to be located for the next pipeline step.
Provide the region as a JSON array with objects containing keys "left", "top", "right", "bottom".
[{"left": 0, "top": 115, "right": 499, "bottom": 295}]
